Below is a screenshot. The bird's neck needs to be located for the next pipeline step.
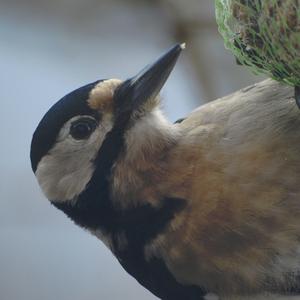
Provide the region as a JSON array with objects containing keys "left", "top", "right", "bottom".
[{"left": 110, "top": 108, "right": 181, "bottom": 209}]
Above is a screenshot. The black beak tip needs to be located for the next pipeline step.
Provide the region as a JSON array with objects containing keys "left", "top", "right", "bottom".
[
  {"left": 174, "top": 42, "right": 186, "bottom": 52},
  {"left": 155, "top": 43, "right": 186, "bottom": 70},
  {"left": 114, "top": 43, "right": 186, "bottom": 115}
]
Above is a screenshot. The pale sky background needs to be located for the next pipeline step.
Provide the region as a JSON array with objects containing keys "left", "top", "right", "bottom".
[{"left": 0, "top": 1, "right": 264, "bottom": 300}]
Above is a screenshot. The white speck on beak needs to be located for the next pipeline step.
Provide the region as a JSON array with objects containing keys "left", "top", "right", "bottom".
[{"left": 180, "top": 42, "right": 186, "bottom": 50}]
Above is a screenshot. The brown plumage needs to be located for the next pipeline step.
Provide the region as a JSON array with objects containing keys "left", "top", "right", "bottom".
[
  {"left": 109, "top": 79, "right": 300, "bottom": 296},
  {"left": 30, "top": 45, "right": 300, "bottom": 300}
]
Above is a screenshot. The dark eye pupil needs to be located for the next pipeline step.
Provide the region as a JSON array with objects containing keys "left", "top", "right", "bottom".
[{"left": 70, "top": 118, "right": 96, "bottom": 140}]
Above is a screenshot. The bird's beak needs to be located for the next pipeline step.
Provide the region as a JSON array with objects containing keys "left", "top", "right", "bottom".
[{"left": 114, "top": 43, "right": 185, "bottom": 117}]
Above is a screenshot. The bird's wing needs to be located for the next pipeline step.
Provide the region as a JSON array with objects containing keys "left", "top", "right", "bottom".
[{"left": 159, "top": 79, "right": 300, "bottom": 296}]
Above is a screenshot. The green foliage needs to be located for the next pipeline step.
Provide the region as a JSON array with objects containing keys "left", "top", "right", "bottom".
[{"left": 216, "top": 0, "right": 300, "bottom": 86}]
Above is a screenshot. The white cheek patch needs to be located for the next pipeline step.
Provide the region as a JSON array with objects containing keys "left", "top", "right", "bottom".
[
  {"left": 36, "top": 150, "right": 95, "bottom": 201},
  {"left": 35, "top": 114, "right": 113, "bottom": 202}
]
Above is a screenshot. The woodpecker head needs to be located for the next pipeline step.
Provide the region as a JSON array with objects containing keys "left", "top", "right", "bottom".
[{"left": 30, "top": 44, "right": 185, "bottom": 206}]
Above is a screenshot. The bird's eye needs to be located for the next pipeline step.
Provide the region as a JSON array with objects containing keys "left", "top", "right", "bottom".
[{"left": 70, "top": 117, "right": 97, "bottom": 140}]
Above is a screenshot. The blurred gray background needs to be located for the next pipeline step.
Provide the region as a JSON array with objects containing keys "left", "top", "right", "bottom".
[{"left": 0, "top": 1, "right": 265, "bottom": 299}]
